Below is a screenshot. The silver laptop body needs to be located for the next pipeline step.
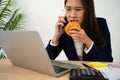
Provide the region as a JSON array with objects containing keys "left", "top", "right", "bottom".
[{"left": 0, "top": 31, "right": 79, "bottom": 77}]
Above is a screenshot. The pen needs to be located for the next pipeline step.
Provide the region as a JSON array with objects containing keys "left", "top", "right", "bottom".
[
  {"left": 82, "top": 63, "right": 101, "bottom": 74},
  {"left": 82, "top": 63, "right": 93, "bottom": 68}
]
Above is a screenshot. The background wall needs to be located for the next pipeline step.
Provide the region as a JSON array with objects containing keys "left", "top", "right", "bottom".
[{"left": 16, "top": 0, "right": 120, "bottom": 62}]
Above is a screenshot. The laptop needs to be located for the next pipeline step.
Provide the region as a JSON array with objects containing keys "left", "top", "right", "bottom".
[{"left": 0, "top": 31, "right": 79, "bottom": 77}]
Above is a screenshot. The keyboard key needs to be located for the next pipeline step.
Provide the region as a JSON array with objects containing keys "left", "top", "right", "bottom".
[{"left": 81, "top": 69, "right": 86, "bottom": 75}]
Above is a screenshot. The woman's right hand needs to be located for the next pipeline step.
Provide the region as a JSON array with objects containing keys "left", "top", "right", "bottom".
[{"left": 52, "top": 16, "right": 66, "bottom": 44}]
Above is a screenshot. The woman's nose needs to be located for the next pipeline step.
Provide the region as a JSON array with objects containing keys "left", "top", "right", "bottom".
[{"left": 70, "top": 10, "right": 77, "bottom": 18}]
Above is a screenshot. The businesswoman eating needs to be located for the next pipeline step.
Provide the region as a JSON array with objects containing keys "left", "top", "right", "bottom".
[{"left": 46, "top": 0, "right": 113, "bottom": 62}]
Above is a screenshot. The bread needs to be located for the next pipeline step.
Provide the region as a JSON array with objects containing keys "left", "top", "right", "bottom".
[{"left": 65, "top": 21, "right": 81, "bottom": 36}]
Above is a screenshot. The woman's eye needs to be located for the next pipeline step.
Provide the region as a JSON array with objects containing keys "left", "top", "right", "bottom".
[
  {"left": 75, "top": 8, "right": 81, "bottom": 11},
  {"left": 66, "top": 8, "right": 71, "bottom": 11}
]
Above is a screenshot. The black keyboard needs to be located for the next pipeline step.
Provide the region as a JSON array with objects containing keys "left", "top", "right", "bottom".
[
  {"left": 69, "top": 68, "right": 109, "bottom": 80},
  {"left": 53, "top": 65, "right": 68, "bottom": 73}
]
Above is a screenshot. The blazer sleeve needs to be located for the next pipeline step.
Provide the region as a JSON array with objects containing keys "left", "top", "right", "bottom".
[
  {"left": 83, "top": 18, "right": 113, "bottom": 62},
  {"left": 46, "top": 40, "right": 62, "bottom": 60}
]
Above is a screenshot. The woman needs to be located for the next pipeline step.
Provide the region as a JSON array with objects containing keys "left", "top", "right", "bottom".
[{"left": 46, "top": 0, "right": 113, "bottom": 62}]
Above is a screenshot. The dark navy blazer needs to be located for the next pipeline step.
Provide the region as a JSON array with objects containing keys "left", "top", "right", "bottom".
[{"left": 46, "top": 18, "right": 113, "bottom": 62}]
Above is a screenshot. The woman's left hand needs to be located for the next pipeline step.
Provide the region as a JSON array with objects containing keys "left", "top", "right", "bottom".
[{"left": 69, "top": 26, "right": 93, "bottom": 48}]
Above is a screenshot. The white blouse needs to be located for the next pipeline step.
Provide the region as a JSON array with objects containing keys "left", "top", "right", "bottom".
[
  {"left": 73, "top": 39, "right": 94, "bottom": 60},
  {"left": 73, "top": 39, "right": 83, "bottom": 60}
]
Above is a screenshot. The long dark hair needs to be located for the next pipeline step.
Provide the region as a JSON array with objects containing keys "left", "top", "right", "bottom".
[{"left": 64, "top": 0, "right": 106, "bottom": 48}]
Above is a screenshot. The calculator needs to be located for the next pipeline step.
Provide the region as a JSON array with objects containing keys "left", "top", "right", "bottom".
[{"left": 69, "top": 68, "right": 109, "bottom": 80}]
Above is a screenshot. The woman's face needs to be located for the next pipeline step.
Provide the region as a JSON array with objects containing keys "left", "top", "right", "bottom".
[{"left": 65, "top": 0, "right": 84, "bottom": 25}]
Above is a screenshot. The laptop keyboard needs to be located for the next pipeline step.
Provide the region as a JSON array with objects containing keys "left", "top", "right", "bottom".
[
  {"left": 53, "top": 65, "right": 68, "bottom": 73},
  {"left": 51, "top": 60, "right": 79, "bottom": 74}
]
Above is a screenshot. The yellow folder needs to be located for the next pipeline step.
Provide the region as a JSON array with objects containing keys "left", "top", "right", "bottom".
[{"left": 87, "top": 62, "right": 108, "bottom": 68}]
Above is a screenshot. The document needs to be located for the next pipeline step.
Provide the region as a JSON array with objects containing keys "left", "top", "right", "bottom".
[{"left": 96, "top": 66, "right": 120, "bottom": 80}]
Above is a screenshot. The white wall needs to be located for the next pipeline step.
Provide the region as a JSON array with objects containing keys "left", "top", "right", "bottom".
[{"left": 16, "top": 0, "right": 120, "bottom": 62}]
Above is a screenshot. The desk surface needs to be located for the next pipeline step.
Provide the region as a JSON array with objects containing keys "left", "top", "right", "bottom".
[
  {"left": 0, "top": 59, "right": 120, "bottom": 80},
  {"left": 0, "top": 59, "right": 86, "bottom": 80}
]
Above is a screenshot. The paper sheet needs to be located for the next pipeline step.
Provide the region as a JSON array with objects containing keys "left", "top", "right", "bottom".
[{"left": 96, "top": 67, "right": 120, "bottom": 80}]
